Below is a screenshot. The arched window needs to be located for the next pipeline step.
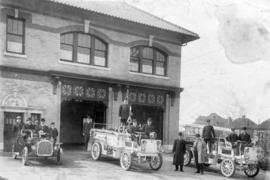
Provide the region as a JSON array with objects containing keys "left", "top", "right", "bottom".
[
  {"left": 60, "top": 32, "right": 107, "bottom": 67},
  {"left": 130, "top": 46, "right": 167, "bottom": 76}
]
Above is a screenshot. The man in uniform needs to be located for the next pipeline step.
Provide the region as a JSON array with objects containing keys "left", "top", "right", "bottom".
[
  {"left": 37, "top": 118, "right": 49, "bottom": 136},
  {"left": 142, "top": 118, "right": 155, "bottom": 138},
  {"left": 239, "top": 127, "right": 251, "bottom": 153},
  {"left": 12, "top": 116, "right": 24, "bottom": 154},
  {"left": 83, "top": 116, "right": 93, "bottom": 150},
  {"left": 49, "top": 122, "right": 58, "bottom": 145},
  {"left": 226, "top": 128, "right": 239, "bottom": 155},
  {"left": 202, "top": 119, "right": 216, "bottom": 154}
]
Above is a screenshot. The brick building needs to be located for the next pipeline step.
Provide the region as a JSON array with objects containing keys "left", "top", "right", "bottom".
[{"left": 0, "top": 0, "right": 198, "bottom": 151}]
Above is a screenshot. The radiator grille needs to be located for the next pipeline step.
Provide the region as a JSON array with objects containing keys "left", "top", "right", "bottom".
[{"left": 37, "top": 141, "right": 53, "bottom": 156}]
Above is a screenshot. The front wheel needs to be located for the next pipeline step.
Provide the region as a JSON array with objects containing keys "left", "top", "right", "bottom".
[
  {"left": 184, "top": 150, "right": 192, "bottom": 166},
  {"left": 220, "top": 159, "right": 236, "bottom": 178},
  {"left": 244, "top": 164, "right": 260, "bottom": 177},
  {"left": 22, "top": 147, "right": 28, "bottom": 166},
  {"left": 91, "top": 142, "right": 102, "bottom": 160},
  {"left": 120, "top": 151, "right": 132, "bottom": 171},
  {"left": 56, "top": 148, "right": 63, "bottom": 165},
  {"left": 149, "top": 153, "right": 163, "bottom": 170}
]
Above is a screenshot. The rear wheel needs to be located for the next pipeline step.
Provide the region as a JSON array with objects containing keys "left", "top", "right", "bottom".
[
  {"left": 220, "top": 159, "right": 236, "bottom": 178},
  {"left": 184, "top": 150, "right": 192, "bottom": 166},
  {"left": 91, "top": 142, "right": 102, "bottom": 160},
  {"left": 244, "top": 164, "right": 260, "bottom": 177},
  {"left": 120, "top": 151, "right": 132, "bottom": 171},
  {"left": 22, "top": 147, "right": 28, "bottom": 166},
  {"left": 149, "top": 153, "right": 163, "bottom": 170}
]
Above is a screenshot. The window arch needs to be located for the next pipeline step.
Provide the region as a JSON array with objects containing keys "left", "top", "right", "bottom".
[
  {"left": 60, "top": 32, "right": 108, "bottom": 67},
  {"left": 130, "top": 46, "right": 167, "bottom": 76}
]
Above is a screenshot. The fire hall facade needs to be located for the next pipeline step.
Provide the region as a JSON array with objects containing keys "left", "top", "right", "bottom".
[{"left": 0, "top": 0, "right": 198, "bottom": 151}]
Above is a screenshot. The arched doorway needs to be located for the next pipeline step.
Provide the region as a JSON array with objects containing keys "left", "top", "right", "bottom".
[{"left": 60, "top": 99, "right": 107, "bottom": 145}]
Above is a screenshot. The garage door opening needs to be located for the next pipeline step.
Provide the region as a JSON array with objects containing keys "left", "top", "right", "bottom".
[
  {"left": 131, "top": 105, "right": 164, "bottom": 140},
  {"left": 60, "top": 99, "right": 106, "bottom": 146}
]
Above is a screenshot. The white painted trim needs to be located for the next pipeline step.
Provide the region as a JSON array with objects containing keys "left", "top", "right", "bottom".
[
  {"left": 58, "top": 60, "right": 110, "bottom": 70},
  {"left": 129, "top": 71, "right": 170, "bottom": 79},
  {"left": 4, "top": 51, "right": 27, "bottom": 59}
]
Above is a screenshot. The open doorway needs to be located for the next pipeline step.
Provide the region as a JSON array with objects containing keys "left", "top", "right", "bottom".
[
  {"left": 60, "top": 99, "right": 106, "bottom": 146},
  {"left": 131, "top": 105, "right": 164, "bottom": 140}
]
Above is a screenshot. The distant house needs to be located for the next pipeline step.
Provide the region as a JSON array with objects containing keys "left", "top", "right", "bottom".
[
  {"left": 194, "top": 113, "right": 232, "bottom": 128},
  {"left": 232, "top": 115, "right": 257, "bottom": 137}
]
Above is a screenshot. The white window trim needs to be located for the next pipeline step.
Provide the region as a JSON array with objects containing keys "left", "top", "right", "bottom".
[
  {"left": 129, "top": 71, "right": 170, "bottom": 79},
  {"left": 58, "top": 60, "right": 110, "bottom": 70},
  {"left": 4, "top": 51, "right": 27, "bottom": 59}
]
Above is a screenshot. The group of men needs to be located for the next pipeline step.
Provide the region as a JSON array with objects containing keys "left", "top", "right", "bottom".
[
  {"left": 172, "top": 119, "right": 253, "bottom": 175},
  {"left": 13, "top": 116, "right": 59, "bottom": 144},
  {"left": 118, "top": 98, "right": 156, "bottom": 138}
]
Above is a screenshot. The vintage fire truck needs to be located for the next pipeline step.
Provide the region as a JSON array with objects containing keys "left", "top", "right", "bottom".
[
  {"left": 12, "top": 130, "right": 63, "bottom": 166},
  {"left": 88, "top": 128, "right": 163, "bottom": 171},
  {"left": 182, "top": 124, "right": 264, "bottom": 178}
]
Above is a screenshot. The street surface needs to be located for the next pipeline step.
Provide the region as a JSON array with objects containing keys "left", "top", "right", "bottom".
[{"left": 0, "top": 147, "right": 269, "bottom": 180}]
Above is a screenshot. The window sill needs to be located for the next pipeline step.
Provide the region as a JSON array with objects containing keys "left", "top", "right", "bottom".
[
  {"left": 4, "top": 51, "right": 27, "bottom": 59},
  {"left": 129, "top": 71, "right": 170, "bottom": 79},
  {"left": 59, "top": 60, "right": 110, "bottom": 70}
]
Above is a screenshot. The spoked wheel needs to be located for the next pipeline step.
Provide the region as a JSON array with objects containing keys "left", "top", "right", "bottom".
[
  {"left": 56, "top": 148, "right": 63, "bottom": 165},
  {"left": 149, "top": 153, "right": 163, "bottom": 170},
  {"left": 22, "top": 147, "right": 28, "bottom": 166},
  {"left": 220, "top": 159, "right": 236, "bottom": 178},
  {"left": 120, "top": 151, "right": 132, "bottom": 171},
  {"left": 244, "top": 164, "right": 260, "bottom": 177},
  {"left": 12, "top": 145, "right": 17, "bottom": 159},
  {"left": 184, "top": 150, "right": 192, "bottom": 166},
  {"left": 91, "top": 142, "right": 102, "bottom": 160}
]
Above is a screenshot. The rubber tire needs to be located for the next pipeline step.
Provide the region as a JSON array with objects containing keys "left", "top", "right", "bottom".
[
  {"left": 56, "top": 148, "right": 63, "bottom": 165},
  {"left": 184, "top": 150, "right": 192, "bottom": 166},
  {"left": 91, "top": 142, "right": 102, "bottom": 161},
  {"left": 22, "top": 147, "right": 28, "bottom": 166},
  {"left": 220, "top": 159, "right": 236, "bottom": 178},
  {"left": 120, "top": 151, "right": 132, "bottom": 171},
  {"left": 149, "top": 153, "right": 163, "bottom": 170},
  {"left": 244, "top": 164, "right": 260, "bottom": 178}
]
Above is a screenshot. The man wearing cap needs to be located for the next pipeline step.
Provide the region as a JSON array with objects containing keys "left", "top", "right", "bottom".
[
  {"left": 202, "top": 119, "right": 216, "bottom": 154},
  {"left": 172, "top": 132, "right": 186, "bottom": 172},
  {"left": 226, "top": 128, "right": 239, "bottom": 155},
  {"left": 193, "top": 134, "right": 207, "bottom": 174},
  {"left": 239, "top": 127, "right": 251, "bottom": 153},
  {"left": 142, "top": 118, "right": 155, "bottom": 138},
  {"left": 37, "top": 118, "right": 49, "bottom": 135}
]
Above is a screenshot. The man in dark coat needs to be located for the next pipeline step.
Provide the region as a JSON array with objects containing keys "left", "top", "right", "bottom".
[
  {"left": 142, "top": 118, "right": 155, "bottom": 138},
  {"left": 119, "top": 98, "right": 131, "bottom": 126},
  {"left": 172, "top": 132, "right": 186, "bottom": 172},
  {"left": 238, "top": 127, "right": 251, "bottom": 153},
  {"left": 21, "top": 118, "right": 35, "bottom": 138},
  {"left": 37, "top": 118, "right": 49, "bottom": 136},
  {"left": 12, "top": 116, "right": 24, "bottom": 152},
  {"left": 202, "top": 119, "right": 216, "bottom": 153},
  {"left": 226, "top": 128, "right": 239, "bottom": 155},
  {"left": 83, "top": 116, "right": 93, "bottom": 150},
  {"left": 49, "top": 122, "right": 58, "bottom": 145}
]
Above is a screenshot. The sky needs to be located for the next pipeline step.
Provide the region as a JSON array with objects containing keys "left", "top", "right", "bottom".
[
  {"left": 124, "top": 0, "right": 270, "bottom": 125},
  {"left": 62, "top": 0, "right": 270, "bottom": 124}
]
